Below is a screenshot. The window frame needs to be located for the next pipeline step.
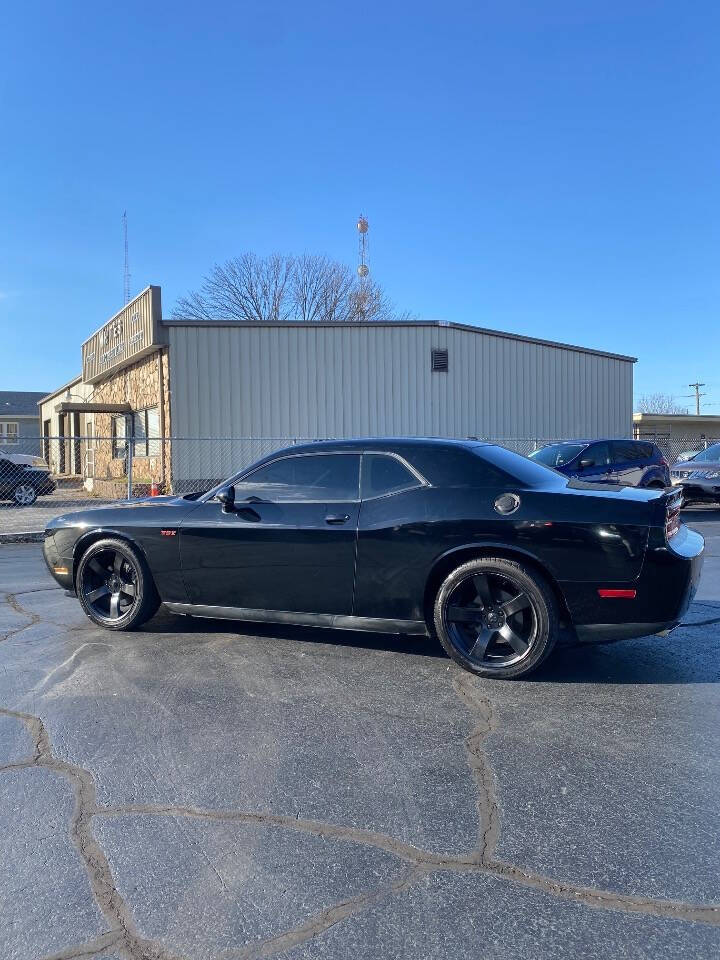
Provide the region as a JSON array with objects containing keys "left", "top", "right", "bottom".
[
  {"left": 132, "top": 406, "right": 160, "bottom": 458},
  {"left": 111, "top": 415, "right": 127, "bottom": 460},
  {"left": 228, "top": 451, "right": 363, "bottom": 504},
  {"left": 360, "top": 452, "right": 427, "bottom": 501},
  {"left": 0, "top": 422, "right": 19, "bottom": 445}
]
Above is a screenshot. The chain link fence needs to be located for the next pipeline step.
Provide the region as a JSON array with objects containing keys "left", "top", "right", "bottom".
[{"left": 1, "top": 434, "right": 719, "bottom": 534}]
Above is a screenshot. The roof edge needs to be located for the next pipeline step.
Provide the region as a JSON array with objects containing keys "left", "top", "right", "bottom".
[
  {"left": 37, "top": 374, "right": 83, "bottom": 406},
  {"left": 161, "top": 317, "right": 637, "bottom": 363}
]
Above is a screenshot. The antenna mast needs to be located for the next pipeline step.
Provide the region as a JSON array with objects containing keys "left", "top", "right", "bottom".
[
  {"left": 122, "top": 211, "right": 130, "bottom": 305},
  {"left": 356, "top": 215, "right": 369, "bottom": 320}
]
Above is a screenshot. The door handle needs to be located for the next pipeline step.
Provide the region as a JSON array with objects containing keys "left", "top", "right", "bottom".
[{"left": 325, "top": 514, "right": 350, "bottom": 525}]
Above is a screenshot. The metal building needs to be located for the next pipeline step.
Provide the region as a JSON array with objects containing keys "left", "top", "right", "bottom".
[
  {"left": 41, "top": 286, "right": 635, "bottom": 496},
  {"left": 166, "top": 319, "right": 634, "bottom": 440}
]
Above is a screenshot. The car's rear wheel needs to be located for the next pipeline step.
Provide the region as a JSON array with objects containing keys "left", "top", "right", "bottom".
[
  {"left": 646, "top": 481, "right": 665, "bottom": 490},
  {"left": 434, "top": 557, "right": 558, "bottom": 679},
  {"left": 76, "top": 538, "right": 160, "bottom": 631},
  {"left": 13, "top": 483, "right": 38, "bottom": 506}
]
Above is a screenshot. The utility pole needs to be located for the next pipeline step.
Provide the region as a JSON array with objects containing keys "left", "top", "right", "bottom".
[{"left": 687, "top": 381, "right": 706, "bottom": 415}]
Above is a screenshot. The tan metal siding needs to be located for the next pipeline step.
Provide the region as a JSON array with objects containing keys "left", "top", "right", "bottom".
[{"left": 167, "top": 324, "right": 633, "bottom": 441}]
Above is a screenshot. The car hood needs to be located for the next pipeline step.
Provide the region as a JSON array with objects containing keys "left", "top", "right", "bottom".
[
  {"left": 45, "top": 495, "right": 200, "bottom": 531},
  {"left": 671, "top": 460, "right": 720, "bottom": 473}
]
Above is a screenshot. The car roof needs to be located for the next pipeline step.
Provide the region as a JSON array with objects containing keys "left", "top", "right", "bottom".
[
  {"left": 271, "top": 437, "right": 489, "bottom": 456},
  {"left": 542, "top": 438, "right": 654, "bottom": 445}
]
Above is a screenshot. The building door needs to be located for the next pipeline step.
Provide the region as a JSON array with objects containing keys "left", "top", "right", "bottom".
[
  {"left": 43, "top": 420, "right": 50, "bottom": 466},
  {"left": 72, "top": 412, "right": 81, "bottom": 475},
  {"left": 85, "top": 423, "right": 95, "bottom": 478}
]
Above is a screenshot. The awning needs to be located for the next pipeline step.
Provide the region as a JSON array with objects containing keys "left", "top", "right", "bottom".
[{"left": 54, "top": 402, "right": 132, "bottom": 414}]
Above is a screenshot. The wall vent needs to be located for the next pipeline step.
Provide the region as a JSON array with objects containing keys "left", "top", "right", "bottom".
[{"left": 431, "top": 348, "right": 449, "bottom": 372}]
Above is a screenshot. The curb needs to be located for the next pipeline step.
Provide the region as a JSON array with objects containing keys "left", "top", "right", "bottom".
[{"left": 0, "top": 532, "right": 46, "bottom": 544}]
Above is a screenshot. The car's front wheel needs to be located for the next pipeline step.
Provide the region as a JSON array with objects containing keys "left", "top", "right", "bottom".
[
  {"left": 76, "top": 538, "right": 160, "bottom": 631},
  {"left": 13, "top": 483, "right": 38, "bottom": 506},
  {"left": 434, "top": 557, "right": 558, "bottom": 679}
]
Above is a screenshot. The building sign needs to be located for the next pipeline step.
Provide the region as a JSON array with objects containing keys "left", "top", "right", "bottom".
[{"left": 82, "top": 286, "right": 165, "bottom": 384}]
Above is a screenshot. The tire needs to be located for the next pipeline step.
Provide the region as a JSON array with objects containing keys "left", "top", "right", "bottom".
[
  {"left": 13, "top": 483, "right": 38, "bottom": 506},
  {"left": 76, "top": 537, "right": 160, "bottom": 631},
  {"left": 433, "top": 557, "right": 558, "bottom": 679},
  {"left": 646, "top": 481, "right": 665, "bottom": 490}
]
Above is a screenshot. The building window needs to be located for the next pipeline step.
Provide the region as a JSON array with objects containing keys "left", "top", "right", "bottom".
[
  {"left": 132, "top": 407, "right": 160, "bottom": 457},
  {"left": 0, "top": 422, "right": 19, "bottom": 444},
  {"left": 431, "top": 348, "right": 448, "bottom": 372},
  {"left": 111, "top": 415, "right": 127, "bottom": 459}
]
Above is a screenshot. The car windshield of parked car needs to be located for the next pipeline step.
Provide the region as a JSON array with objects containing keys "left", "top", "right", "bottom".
[
  {"left": 529, "top": 442, "right": 587, "bottom": 467},
  {"left": 688, "top": 443, "right": 720, "bottom": 463},
  {"left": 475, "top": 444, "right": 567, "bottom": 487}
]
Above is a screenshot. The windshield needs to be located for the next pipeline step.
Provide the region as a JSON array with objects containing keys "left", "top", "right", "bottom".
[
  {"left": 688, "top": 443, "right": 720, "bottom": 463},
  {"left": 529, "top": 442, "right": 587, "bottom": 467}
]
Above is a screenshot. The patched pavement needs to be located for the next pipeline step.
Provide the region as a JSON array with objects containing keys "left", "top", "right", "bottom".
[{"left": 0, "top": 513, "right": 719, "bottom": 960}]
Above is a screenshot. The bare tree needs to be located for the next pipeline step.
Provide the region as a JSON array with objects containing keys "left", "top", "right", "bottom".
[
  {"left": 174, "top": 253, "right": 294, "bottom": 323},
  {"left": 172, "top": 252, "right": 413, "bottom": 323},
  {"left": 635, "top": 393, "right": 688, "bottom": 415},
  {"left": 291, "top": 254, "right": 356, "bottom": 323}
]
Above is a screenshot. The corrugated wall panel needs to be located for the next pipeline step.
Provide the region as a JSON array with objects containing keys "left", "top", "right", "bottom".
[{"left": 168, "top": 325, "right": 633, "bottom": 442}]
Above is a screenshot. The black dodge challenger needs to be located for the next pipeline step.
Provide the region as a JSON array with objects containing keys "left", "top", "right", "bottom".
[{"left": 43, "top": 438, "right": 703, "bottom": 679}]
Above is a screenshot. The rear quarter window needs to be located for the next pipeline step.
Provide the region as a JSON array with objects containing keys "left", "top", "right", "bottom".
[{"left": 361, "top": 454, "right": 420, "bottom": 499}]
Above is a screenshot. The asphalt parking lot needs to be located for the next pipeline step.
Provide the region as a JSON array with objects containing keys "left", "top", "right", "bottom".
[{"left": 1, "top": 509, "right": 719, "bottom": 960}]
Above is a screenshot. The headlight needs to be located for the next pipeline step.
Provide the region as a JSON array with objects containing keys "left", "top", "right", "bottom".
[{"left": 703, "top": 471, "right": 720, "bottom": 479}]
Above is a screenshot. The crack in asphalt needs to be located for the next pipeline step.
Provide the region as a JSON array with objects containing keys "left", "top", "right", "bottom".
[
  {"left": 40, "top": 929, "right": 124, "bottom": 959},
  {"left": 0, "top": 590, "right": 43, "bottom": 643},
  {"left": 1, "top": 588, "right": 719, "bottom": 960}
]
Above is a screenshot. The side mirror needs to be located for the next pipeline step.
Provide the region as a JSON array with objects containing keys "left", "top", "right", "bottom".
[
  {"left": 217, "top": 485, "right": 236, "bottom": 513},
  {"left": 579, "top": 458, "right": 595, "bottom": 469}
]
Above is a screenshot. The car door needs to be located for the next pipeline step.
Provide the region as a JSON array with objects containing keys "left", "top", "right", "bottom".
[
  {"left": 179, "top": 452, "right": 361, "bottom": 615},
  {"left": 576, "top": 441, "right": 610, "bottom": 483},
  {"left": 353, "top": 452, "right": 429, "bottom": 622},
  {"left": 608, "top": 441, "right": 645, "bottom": 486}
]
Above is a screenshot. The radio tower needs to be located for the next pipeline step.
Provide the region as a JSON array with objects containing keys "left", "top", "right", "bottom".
[
  {"left": 122, "top": 211, "right": 131, "bottom": 305},
  {"left": 356, "top": 215, "right": 369, "bottom": 320}
]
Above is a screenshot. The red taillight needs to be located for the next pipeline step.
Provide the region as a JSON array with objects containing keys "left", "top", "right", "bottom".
[
  {"left": 598, "top": 589, "right": 637, "bottom": 599},
  {"left": 660, "top": 457, "right": 669, "bottom": 467}
]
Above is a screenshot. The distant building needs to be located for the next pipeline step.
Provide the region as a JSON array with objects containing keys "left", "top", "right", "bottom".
[
  {"left": 37, "top": 375, "right": 94, "bottom": 477},
  {"left": 0, "top": 391, "right": 47, "bottom": 455},
  {"left": 43, "top": 285, "right": 636, "bottom": 496},
  {"left": 633, "top": 412, "right": 720, "bottom": 446}
]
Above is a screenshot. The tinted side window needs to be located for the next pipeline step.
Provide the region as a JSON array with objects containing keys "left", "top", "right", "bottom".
[
  {"left": 235, "top": 454, "right": 360, "bottom": 501},
  {"left": 611, "top": 441, "right": 649, "bottom": 464},
  {"left": 586, "top": 442, "right": 610, "bottom": 465},
  {"left": 361, "top": 454, "right": 419, "bottom": 498}
]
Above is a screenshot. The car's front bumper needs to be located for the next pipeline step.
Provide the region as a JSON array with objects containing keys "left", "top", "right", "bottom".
[
  {"left": 675, "top": 477, "right": 720, "bottom": 502},
  {"left": 42, "top": 532, "right": 75, "bottom": 591}
]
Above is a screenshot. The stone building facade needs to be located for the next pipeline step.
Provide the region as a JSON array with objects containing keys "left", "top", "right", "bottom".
[{"left": 91, "top": 349, "right": 171, "bottom": 499}]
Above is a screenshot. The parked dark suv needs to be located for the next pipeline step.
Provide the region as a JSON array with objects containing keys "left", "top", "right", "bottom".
[
  {"left": 0, "top": 456, "right": 56, "bottom": 506},
  {"left": 529, "top": 439, "right": 670, "bottom": 488}
]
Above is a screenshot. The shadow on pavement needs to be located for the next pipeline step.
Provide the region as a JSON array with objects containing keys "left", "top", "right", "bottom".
[{"left": 141, "top": 600, "right": 720, "bottom": 684}]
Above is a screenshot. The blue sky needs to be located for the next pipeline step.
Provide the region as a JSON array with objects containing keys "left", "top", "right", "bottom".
[{"left": 1, "top": 1, "right": 718, "bottom": 408}]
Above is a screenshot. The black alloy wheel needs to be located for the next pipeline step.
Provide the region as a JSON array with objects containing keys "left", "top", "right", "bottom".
[
  {"left": 76, "top": 538, "right": 159, "bottom": 630},
  {"left": 434, "top": 557, "right": 557, "bottom": 679}
]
